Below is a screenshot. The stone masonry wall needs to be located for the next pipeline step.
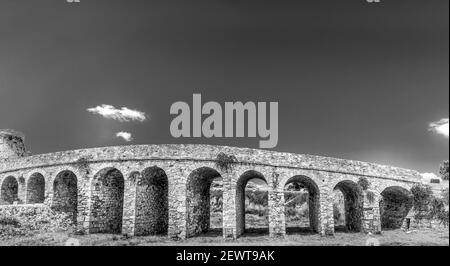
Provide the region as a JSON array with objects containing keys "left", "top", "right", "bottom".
[
  {"left": 89, "top": 168, "right": 125, "bottom": 234},
  {"left": 134, "top": 167, "right": 169, "bottom": 236},
  {"left": 0, "top": 144, "right": 425, "bottom": 240}
]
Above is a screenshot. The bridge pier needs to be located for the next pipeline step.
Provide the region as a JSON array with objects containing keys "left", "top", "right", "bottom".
[
  {"left": 222, "top": 171, "right": 237, "bottom": 239},
  {"left": 121, "top": 171, "right": 138, "bottom": 236},
  {"left": 167, "top": 167, "right": 188, "bottom": 240},
  {"left": 319, "top": 187, "right": 335, "bottom": 236},
  {"left": 362, "top": 191, "right": 381, "bottom": 234},
  {"left": 76, "top": 173, "right": 93, "bottom": 234},
  {"left": 17, "top": 179, "right": 26, "bottom": 204},
  {"left": 268, "top": 190, "right": 286, "bottom": 238}
]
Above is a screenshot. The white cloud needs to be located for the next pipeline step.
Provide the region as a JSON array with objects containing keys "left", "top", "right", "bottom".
[
  {"left": 87, "top": 104, "right": 147, "bottom": 122},
  {"left": 420, "top": 172, "right": 441, "bottom": 183},
  {"left": 116, "top": 132, "right": 133, "bottom": 142},
  {"left": 429, "top": 118, "right": 449, "bottom": 138},
  {"left": 421, "top": 172, "right": 439, "bottom": 180}
]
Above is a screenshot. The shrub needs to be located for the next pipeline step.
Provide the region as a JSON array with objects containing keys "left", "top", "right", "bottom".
[
  {"left": 0, "top": 216, "right": 27, "bottom": 239},
  {"left": 18, "top": 176, "right": 25, "bottom": 185},
  {"left": 285, "top": 207, "right": 298, "bottom": 217},
  {"left": 0, "top": 216, "right": 21, "bottom": 227},
  {"left": 366, "top": 191, "right": 376, "bottom": 204},
  {"left": 428, "top": 197, "right": 449, "bottom": 226},
  {"left": 74, "top": 229, "right": 86, "bottom": 236},
  {"left": 357, "top": 177, "right": 370, "bottom": 190},
  {"left": 75, "top": 157, "right": 90, "bottom": 175},
  {"left": 214, "top": 152, "right": 238, "bottom": 172},
  {"left": 411, "top": 184, "right": 449, "bottom": 226},
  {"left": 247, "top": 191, "right": 268, "bottom": 206},
  {"left": 411, "top": 184, "right": 434, "bottom": 208}
]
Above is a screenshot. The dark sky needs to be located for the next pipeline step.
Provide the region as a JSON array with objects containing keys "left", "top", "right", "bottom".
[{"left": 0, "top": 0, "right": 448, "bottom": 174}]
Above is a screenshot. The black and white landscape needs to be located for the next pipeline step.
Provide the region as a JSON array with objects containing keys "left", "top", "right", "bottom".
[{"left": 0, "top": 0, "right": 448, "bottom": 247}]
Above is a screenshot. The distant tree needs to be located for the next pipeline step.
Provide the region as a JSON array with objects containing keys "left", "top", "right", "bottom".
[
  {"left": 443, "top": 188, "right": 449, "bottom": 206},
  {"left": 411, "top": 184, "right": 434, "bottom": 221},
  {"left": 411, "top": 184, "right": 449, "bottom": 226},
  {"left": 440, "top": 161, "right": 449, "bottom": 181}
]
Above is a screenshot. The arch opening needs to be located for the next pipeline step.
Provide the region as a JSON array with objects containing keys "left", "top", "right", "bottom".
[
  {"left": 333, "top": 189, "right": 346, "bottom": 229},
  {"left": 134, "top": 167, "right": 169, "bottom": 236},
  {"left": 284, "top": 175, "right": 320, "bottom": 235},
  {"left": 26, "top": 173, "right": 45, "bottom": 204},
  {"left": 236, "top": 170, "right": 269, "bottom": 237},
  {"left": 186, "top": 167, "right": 222, "bottom": 238},
  {"left": 52, "top": 171, "right": 78, "bottom": 224},
  {"left": 90, "top": 168, "right": 125, "bottom": 234},
  {"left": 1, "top": 176, "right": 18, "bottom": 205},
  {"left": 380, "top": 186, "right": 413, "bottom": 230},
  {"left": 333, "top": 180, "right": 363, "bottom": 233}
]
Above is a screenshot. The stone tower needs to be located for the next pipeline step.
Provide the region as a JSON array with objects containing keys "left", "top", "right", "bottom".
[{"left": 0, "top": 129, "right": 27, "bottom": 160}]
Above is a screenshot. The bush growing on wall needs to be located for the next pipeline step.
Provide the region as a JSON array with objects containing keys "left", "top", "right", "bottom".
[
  {"left": 0, "top": 206, "right": 74, "bottom": 240},
  {"left": 75, "top": 157, "right": 90, "bottom": 175},
  {"left": 214, "top": 152, "right": 238, "bottom": 172},
  {"left": 0, "top": 216, "right": 20, "bottom": 227},
  {"left": 357, "top": 177, "right": 370, "bottom": 191},
  {"left": 366, "top": 191, "right": 376, "bottom": 204}
]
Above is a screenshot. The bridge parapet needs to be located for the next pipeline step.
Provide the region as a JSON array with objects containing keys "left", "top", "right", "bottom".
[{"left": 1, "top": 144, "right": 421, "bottom": 183}]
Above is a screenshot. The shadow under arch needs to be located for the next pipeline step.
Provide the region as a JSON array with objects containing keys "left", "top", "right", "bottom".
[
  {"left": 52, "top": 170, "right": 78, "bottom": 224},
  {"left": 186, "top": 167, "right": 222, "bottom": 238},
  {"left": 1, "top": 176, "right": 18, "bottom": 205},
  {"left": 284, "top": 175, "right": 320, "bottom": 235},
  {"left": 380, "top": 186, "right": 413, "bottom": 230},
  {"left": 90, "top": 167, "right": 125, "bottom": 234},
  {"left": 134, "top": 166, "right": 169, "bottom": 236},
  {"left": 236, "top": 170, "right": 269, "bottom": 237},
  {"left": 333, "top": 180, "right": 364, "bottom": 233},
  {"left": 27, "top": 173, "right": 45, "bottom": 204}
]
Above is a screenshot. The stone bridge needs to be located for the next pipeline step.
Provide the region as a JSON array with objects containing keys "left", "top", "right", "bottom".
[{"left": 0, "top": 130, "right": 421, "bottom": 239}]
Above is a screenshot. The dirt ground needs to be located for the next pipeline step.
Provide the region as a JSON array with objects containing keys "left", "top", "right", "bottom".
[{"left": 1, "top": 227, "right": 448, "bottom": 246}]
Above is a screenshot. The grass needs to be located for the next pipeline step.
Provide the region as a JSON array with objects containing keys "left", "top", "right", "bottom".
[
  {"left": 1, "top": 211, "right": 448, "bottom": 246},
  {"left": 1, "top": 227, "right": 448, "bottom": 246}
]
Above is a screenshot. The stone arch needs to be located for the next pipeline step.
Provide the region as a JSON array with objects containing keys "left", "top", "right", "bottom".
[
  {"left": 186, "top": 167, "right": 222, "bottom": 238},
  {"left": 379, "top": 186, "right": 413, "bottom": 230},
  {"left": 1, "top": 176, "right": 19, "bottom": 205},
  {"left": 90, "top": 167, "right": 125, "bottom": 234},
  {"left": 26, "top": 173, "right": 46, "bottom": 204},
  {"left": 284, "top": 175, "right": 320, "bottom": 234},
  {"left": 52, "top": 170, "right": 78, "bottom": 223},
  {"left": 236, "top": 170, "right": 269, "bottom": 237},
  {"left": 333, "top": 180, "right": 364, "bottom": 232},
  {"left": 209, "top": 176, "right": 223, "bottom": 232},
  {"left": 134, "top": 166, "right": 169, "bottom": 236}
]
